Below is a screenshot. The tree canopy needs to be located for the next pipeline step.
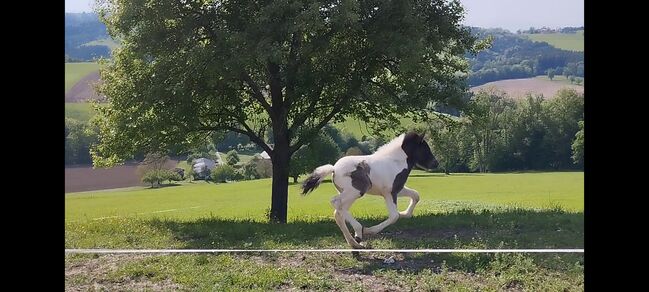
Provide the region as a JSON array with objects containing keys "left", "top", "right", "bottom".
[{"left": 92, "top": 0, "right": 479, "bottom": 222}]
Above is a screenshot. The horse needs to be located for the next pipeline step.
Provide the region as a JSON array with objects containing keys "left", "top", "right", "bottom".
[{"left": 301, "top": 132, "right": 439, "bottom": 248}]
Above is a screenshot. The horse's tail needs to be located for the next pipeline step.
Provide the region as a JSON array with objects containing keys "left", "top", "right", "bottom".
[{"left": 301, "top": 164, "right": 335, "bottom": 195}]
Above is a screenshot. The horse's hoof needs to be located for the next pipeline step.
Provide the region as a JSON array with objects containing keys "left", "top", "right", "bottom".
[
  {"left": 350, "top": 241, "right": 366, "bottom": 249},
  {"left": 354, "top": 236, "right": 363, "bottom": 243}
]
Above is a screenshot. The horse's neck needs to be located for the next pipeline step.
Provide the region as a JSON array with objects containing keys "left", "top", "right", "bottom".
[{"left": 372, "top": 147, "right": 408, "bottom": 166}]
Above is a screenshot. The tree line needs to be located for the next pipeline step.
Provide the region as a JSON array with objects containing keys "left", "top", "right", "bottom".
[
  {"left": 66, "top": 87, "right": 584, "bottom": 174},
  {"left": 427, "top": 88, "right": 583, "bottom": 173}
]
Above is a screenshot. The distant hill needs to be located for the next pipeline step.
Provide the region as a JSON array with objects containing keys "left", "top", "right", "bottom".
[
  {"left": 467, "top": 27, "right": 584, "bottom": 86},
  {"left": 65, "top": 13, "right": 113, "bottom": 61},
  {"left": 64, "top": 18, "right": 585, "bottom": 96}
]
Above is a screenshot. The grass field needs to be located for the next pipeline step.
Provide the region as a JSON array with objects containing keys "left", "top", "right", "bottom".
[
  {"left": 523, "top": 31, "right": 584, "bottom": 51},
  {"left": 65, "top": 171, "right": 583, "bottom": 224},
  {"left": 66, "top": 171, "right": 583, "bottom": 290},
  {"left": 65, "top": 62, "right": 101, "bottom": 93}
]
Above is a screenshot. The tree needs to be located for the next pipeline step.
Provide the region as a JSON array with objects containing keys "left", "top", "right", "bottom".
[
  {"left": 547, "top": 69, "right": 555, "bottom": 80},
  {"left": 93, "top": 0, "right": 478, "bottom": 223},
  {"left": 426, "top": 115, "right": 471, "bottom": 174},
  {"left": 289, "top": 132, "right": 341, "bottom": 183},
  {"left": 136, "top": 153, "right": 171, "bottom": 179},
  {"left": 225, "top": 150, "right": 240, "bottom": 165},
  {"left": 141, "top": 169, "right": 176, "bottom": 187},
  {"left": 465, "top": 90, "right": 516, "bottom": 172},
  {"left": 65, "top": 118, "right": 98, "bottom": 165},
  {"left": 571, "top": 120, "right": 584, "bottom": 166},
  {"left": 542, "top": 89, "right": 584, "bottom": 169}
]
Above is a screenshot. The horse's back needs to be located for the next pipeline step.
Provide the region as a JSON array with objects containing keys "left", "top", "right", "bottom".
[{"left": 332, "top": 154, "right": 407, "bottom": 196}]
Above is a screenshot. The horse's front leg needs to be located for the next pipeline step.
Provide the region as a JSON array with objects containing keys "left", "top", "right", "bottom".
[
  {"left": 397, "top": 186, "right": 420, "bottom": 218},
  {"left": 331, "top": 192, "right": 365, "bottom": 248},
  {"left": 363, "top": 194, "right": 399, "bottom": 236}
]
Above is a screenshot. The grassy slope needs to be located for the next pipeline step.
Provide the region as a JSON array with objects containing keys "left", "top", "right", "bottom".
[{"left": 522, "top": 31, "right": 584, "bottom": 51}]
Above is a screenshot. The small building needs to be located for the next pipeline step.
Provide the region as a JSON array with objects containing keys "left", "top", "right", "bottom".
[
  {"left": 259, "top": 151, "right": 271, "bottom": 160},
  {"left": 192, "top": 158, "right": 218, "bottom": 179}
]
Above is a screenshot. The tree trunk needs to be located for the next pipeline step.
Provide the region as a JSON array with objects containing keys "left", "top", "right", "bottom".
[{"left": 269, "top": 122, "right": 290, "bottom": 223}]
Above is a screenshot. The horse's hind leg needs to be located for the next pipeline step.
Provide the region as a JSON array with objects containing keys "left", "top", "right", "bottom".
[
  {"left": 363, "top": 194, "right": 399, "bottom": 236},
  {"left": 397, "top": 186, "right": 420, "bottom": 218},
  {"left": 331, "top": 192, "right": 364, "bottom": 248}
]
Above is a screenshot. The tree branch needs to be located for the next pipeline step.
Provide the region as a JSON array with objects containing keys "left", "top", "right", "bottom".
[
  {"left": 284, "top": 30, "right": 302, "bottom": 109},
  {"left": 288, "top": 84, "right": 325, "bottom": 133},
  {"left": 241, "top": 72, "right": 272, "bottom": 116},
  {"left": 289, "top": 95, "right": 349, "bottom": 155},
  {"left": 195, "top": 121, "right": 273, "bottom": 155}
]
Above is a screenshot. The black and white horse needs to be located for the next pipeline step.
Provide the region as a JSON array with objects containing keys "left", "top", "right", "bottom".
[{"left": 301, "top": 132, "right": 438, "bottom": 248}]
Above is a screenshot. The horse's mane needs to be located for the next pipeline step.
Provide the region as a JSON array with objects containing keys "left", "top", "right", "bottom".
[{"left": 373, "top": 133, "right": 405, "bottom": 156}]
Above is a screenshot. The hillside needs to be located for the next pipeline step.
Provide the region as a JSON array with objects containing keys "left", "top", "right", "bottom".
[{"left": 65, "top": 13, "right": 113, "bottom": 60}]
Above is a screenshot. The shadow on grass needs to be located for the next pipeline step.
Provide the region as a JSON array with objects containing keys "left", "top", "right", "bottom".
[
  {"left": 147, "top": 208, "right": 583, "bottom": 273},
  {"left": 148, "top": 208, "right": 583, "bottom": 250}
]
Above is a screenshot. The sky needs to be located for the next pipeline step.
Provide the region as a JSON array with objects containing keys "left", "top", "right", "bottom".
[{"left": 65, "top": 0, "right": 584, "bottom": 32}]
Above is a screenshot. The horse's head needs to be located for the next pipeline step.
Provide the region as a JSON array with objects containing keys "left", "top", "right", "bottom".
[{"left": 402, "top": 132, "right": 439, "bottom": 170}]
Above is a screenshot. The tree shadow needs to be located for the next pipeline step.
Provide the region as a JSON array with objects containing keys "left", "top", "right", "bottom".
[
  {"left": 147, "top": 209, "right": 583, "bottom": 273},
  {"left": 146, "top": 183, "right": 183, "bottom": 189}
]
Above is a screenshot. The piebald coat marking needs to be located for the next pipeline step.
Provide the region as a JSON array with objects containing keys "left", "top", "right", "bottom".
[{"left": 301, "top": 133, "right": 438, "bottom": 249}]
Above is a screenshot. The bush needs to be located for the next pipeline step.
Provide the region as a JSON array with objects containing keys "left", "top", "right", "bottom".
[
  {"left": 225, "top": 150, "right": 240, "bottom": 165},
  {"left": 241, "top": 156, "right": 272, "bottom": 180},
  {"left": 186, "top": 167, "right": 196, "bottom": 182},
  {"left": 141, "top": 169, "right": 176, "bottom": 187},
  {"left": 211, "top": 165, "right": 239, "bottom": 183},
  {"left": 167, "top": 171, "right": 182, "bottom": 183},
  {"left": 345, "top": 146, "right": 364, "bottom": 156},
  {"left": 242, "top": 159, "right": 261, "bottom": 180}
]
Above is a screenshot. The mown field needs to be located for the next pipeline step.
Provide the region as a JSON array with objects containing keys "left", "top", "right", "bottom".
[
  {"left": 522, "top": 31, "right": 584, "bottom": 52},
  {"left": 66, "top": 171, "right": 584, "bottom": 291}
]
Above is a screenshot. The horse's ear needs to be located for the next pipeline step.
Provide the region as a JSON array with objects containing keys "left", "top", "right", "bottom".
[{"left": 419, "top": 133, "right": 425, "bottom": 143}]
